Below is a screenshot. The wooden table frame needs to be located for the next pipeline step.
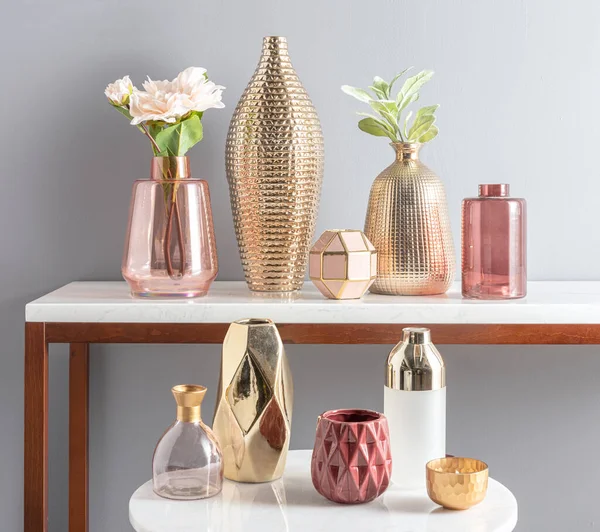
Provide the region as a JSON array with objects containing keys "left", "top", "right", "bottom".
[{"left": 24, "top": 321, "right": 600, "bottom": 532}]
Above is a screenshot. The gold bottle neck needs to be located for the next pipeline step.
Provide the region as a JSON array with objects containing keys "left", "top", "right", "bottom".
[
  {"left": 150, "top": 156, "right": 191, "bottom": 180},
  {"left": 176, "top": 405, "right": 201, "bottom": 423},
  {"left": 261, "top": 36, "right": 289, "bottom": 57},
  {"left": 172, "top": 384, "right": 206, "bottom": 423},
  {"left": 392, "top": 142, "right": 421, "bottom": 161}
]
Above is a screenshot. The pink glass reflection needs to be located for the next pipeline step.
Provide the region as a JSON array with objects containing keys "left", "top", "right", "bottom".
[
  {"left": 461, "top": 184, "right": 526, "bottom": 299},
  {"left": 122, "top": 157, "right": 218, "bottom": 298},
  {"left": 311, "top": 409, "right": 392, "bottom": 504}
]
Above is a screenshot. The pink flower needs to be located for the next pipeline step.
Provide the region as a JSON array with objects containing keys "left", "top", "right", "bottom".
[
  {"left": 129, "top": 67, "right": 225, "bottom": 125},
  {"left": 104, "top": 76, "right": 133, "bottom": 106}
]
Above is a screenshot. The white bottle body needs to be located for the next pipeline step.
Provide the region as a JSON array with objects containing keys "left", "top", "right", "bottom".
[{"left": 384, "top": 386, "right": 446, "bottom": 489}]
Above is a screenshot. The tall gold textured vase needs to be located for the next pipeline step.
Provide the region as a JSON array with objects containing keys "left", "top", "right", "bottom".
[
  {"left": 225, "top": 36, "right": 324, "bottom": 292},
  {"left": 365, "top": 142, "right": 455, "bottom": 295},
  {"left": 213, "top": 319, "right": 293, "bottom": 482}
]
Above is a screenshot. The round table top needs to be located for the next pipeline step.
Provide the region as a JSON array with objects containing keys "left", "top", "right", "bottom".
[{"left": 130, "top": 450, "right": 518, "bottom": 532}]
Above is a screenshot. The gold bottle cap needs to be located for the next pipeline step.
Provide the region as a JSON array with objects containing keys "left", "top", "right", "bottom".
[
  {"left": 172, "top": 384, "right": 206, "bottom": 423},
  {"left": 385, "top": 327, "right": 446, "bottom": 391}
]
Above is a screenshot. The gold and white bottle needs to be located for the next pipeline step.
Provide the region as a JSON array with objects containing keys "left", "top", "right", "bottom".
[{"left": 384, "top": 327, "right": 446, "bottom": 489}]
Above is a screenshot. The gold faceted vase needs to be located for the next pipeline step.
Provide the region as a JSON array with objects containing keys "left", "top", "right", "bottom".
[
  {"left": 365, "top": 143, "right": 455, "bottom": 295},
  {"left": 225, "top": 36, "right": 324, "bottom": 292},
  {"left": 213, "top": 319, "right": 293, "bottom": 482}
]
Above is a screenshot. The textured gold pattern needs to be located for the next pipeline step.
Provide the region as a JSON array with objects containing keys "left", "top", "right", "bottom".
[
  {"left": 364, "top": 143, "right": 455, "bottom": 295},
  {"left": 426, "top": 457, "right": 489, "bottom": 510},
  {"left": 213, "top": 319, "right": 293, "bottom": 482},
  {"left": 225, "top": 36, "right": 324, "bottom": 292}
]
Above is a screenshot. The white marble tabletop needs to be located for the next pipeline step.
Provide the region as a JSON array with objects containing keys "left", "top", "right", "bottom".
[
  {"left": 25, "top": 280, "right": 600, "bottom": 324},
  {"left": 129, "top": 450, "right": 517, "bottom": 532}
]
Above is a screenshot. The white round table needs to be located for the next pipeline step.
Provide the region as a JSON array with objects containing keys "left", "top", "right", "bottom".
[{"left": 130, "top": 450, "right": 518, "bottom": 532}]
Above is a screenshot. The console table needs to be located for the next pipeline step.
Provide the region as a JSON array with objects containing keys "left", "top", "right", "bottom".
[
  {"left": 129, "top": 450, "right": 518, "bottom": 532},
  {"left": 24, "top": 280, "right": 600, "bottom": 532}
]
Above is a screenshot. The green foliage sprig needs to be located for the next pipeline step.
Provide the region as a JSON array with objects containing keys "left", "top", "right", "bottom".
[{"left": 341, "top": 68, "right": 439, "bottom": 144}]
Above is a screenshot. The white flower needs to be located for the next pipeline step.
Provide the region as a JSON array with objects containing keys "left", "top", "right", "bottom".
[
  {"left": 175, "top": 67, "right": 225, "bottom": 112},
  {"left": 128, "top": 67, "right": 225, "bottom": 125},
  {"left": 129, "top": 87, "right": 189, "bottom": 125},
  {"left": 104, "top": 76, "right": 133, "bottom": 106},
  {"left": 174, "top": 67, "right": 207, "bottom": 91}
]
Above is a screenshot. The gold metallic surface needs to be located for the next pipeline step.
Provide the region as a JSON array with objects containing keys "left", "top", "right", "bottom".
[
  {"left": 426, "top": 457, "right": 489, "bottom": 510},
  {"left": 172, "top": 384, "right": 206, "bottom": 423},
  {"left": 150, "top": 156, "right": 191, "bottom": 180},
  {"left": 225, "top": 36, "right": 325, "bottom": 292},
  {"left": 213, "top": 319, "right": 293, "bottom": 482},
  {"left": 385, "top": 327, "right": 446, "bottom": 391},
  {"left": 364, "top": 143, "right": 455, "bottom": 295}
]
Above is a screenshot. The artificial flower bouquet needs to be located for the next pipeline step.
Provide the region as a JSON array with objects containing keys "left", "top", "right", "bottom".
[{"left": 105, "top": 67, "right": 224, "bottom": 158}]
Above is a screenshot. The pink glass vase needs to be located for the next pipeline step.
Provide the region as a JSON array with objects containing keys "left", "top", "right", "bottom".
[
  {"left": 311, "top": 409, "right": 392, "bottom": 504},
  {"left": 122, "top": 157, "right": 218, "bottom": 298},
  {"left": 461, "top": 184, "right": 526, "bottom": 299}
]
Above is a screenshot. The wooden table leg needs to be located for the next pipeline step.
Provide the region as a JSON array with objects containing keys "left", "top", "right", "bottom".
[
  {"left": 24, "top": 322, "right": 48, "bottom": 532},
  {"left": 69, "top": 343, "right": 89, "bottom": 532}
]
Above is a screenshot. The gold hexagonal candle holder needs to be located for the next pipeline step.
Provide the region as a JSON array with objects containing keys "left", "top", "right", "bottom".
[
  {"left": 309, "top": 230, "right": 377, "bottom": 299},
  {"left": 426, "top": 457, "right": 489, "bottom": 510}
]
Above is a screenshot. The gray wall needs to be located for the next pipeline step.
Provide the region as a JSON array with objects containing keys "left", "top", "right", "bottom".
[{"left": 3, "top": 0, "right": 599, "bottom": 530}]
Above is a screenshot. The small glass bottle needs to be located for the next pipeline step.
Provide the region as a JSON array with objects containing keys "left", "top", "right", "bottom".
[
  {"left": 462, "top": 184, "right": 526, "bottom": 299},
  {"left": 152, "top": 385, "right": 223, "bottom": 500}
]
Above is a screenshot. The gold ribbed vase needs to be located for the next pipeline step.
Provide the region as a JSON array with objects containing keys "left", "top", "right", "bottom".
[
  {"left": 364, "top": 143, "right": 455, "bottom": 295},
  {"left": 225, "top": 36, "right": 324, "bottom": 292}
]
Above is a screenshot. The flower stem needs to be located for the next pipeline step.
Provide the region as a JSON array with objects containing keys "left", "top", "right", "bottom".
[
  {"left": 164, "top": 187, "right": 187, "bottom": 279},
  {"left": 140, "top": 123, "right": 162, "bottom": 155}
]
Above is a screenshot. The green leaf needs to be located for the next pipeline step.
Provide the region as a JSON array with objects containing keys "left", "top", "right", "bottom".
[
  {"left": 396, "top": 70, "right": 434, "bottom": 109},
  {"left": 406, "top": 104, "right": 440, "bottom": 141},
  {"left": 372, "top": 76, "right": 390, "bottom": 99},
  {"left": 113, "top": 105, "right": 133, "bottom": 120},
  {"left": 148, "top": 123, "right": 163, "bottom": 139},
  {"left": 155, "top": 114, "right": 204, "bottom": 156},
  {"left": 403, "top": 111, "right": 413, "bottom": 139},
  {"left": 389, "top": 67, "right": 413, "bottom": 93},
  {"left": 358, "top": 118, "right": 398, "bottom": 141},
  {"left": 341, "top": 85, "right": 373, "bottom": 103},
  {"left": 408, "top": 115, "right": 435, "bottom": 141},
  {"left": 369, "top": 85, "right": 387, "bottom": 100},
  {"left": 397, "top": 92, "right": 419, "bottom": 116},
  {"left": 418, "top": 124, "right": 439, "bottom": 143},
  {"left": 369, "top": 100, "right": 399, "bottom": 124},
  {"left": 414, "top": 104, "right": 439, "bottom": 119},
  {"left": 366, "top": 100, "right": 399, "bottom": 135},
  {"left": 369, "top": 99, "right": 398, "bottom": 115},
  {"left": 356, "top": 112, "right": 396, "bottom": 135}
]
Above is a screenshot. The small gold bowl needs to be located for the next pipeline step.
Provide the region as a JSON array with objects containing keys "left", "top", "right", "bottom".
[{"left": 426, "top": 457, "right": 489, "bottom": 510}]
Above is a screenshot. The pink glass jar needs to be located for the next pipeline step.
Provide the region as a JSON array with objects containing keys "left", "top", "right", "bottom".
[
  {"left": 122, "top": 157, "right": 218, "bottom": 298},
  {"left": 461, "top": 184, "right": 526, "bottom": 299}
]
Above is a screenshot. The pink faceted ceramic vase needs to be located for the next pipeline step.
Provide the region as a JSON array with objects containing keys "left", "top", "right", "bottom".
[
  {"left": 122, "top": 157, "right": 218, "bottom": 298},
  {"left": 309, "top": 230, "right": 377, "bottom": 299},
  {"left": 311, "top": 409, "right": 392, "bottom": 504}
]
